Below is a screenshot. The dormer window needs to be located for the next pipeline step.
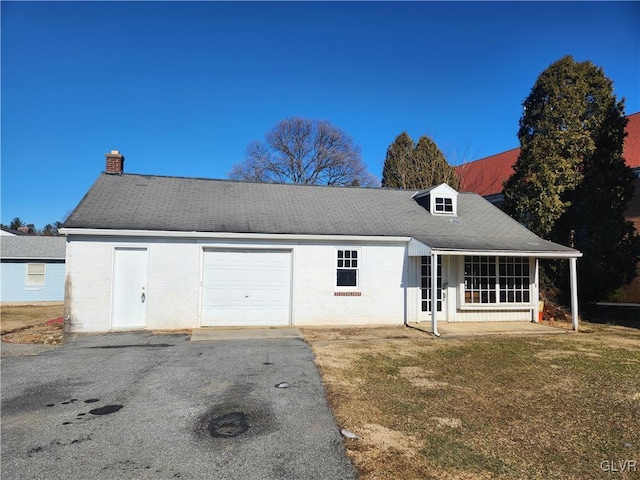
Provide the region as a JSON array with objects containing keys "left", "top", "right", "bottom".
[
  {"left": 434, "top": 197, "right": 453, "bottom": 213},
  {"left": 413, "top": 183, "right": 459, "bottom": 216}
]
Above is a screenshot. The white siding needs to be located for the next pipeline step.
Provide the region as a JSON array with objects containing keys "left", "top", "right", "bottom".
[
  {"left": 451, "top": 309, "right": 533, "bottom": 322},
  {"left": 147, "top": 241, "right": 200, "bottom": 329},
  {"left": 65, "top": 236, "right": 411, "bottom": 332},
  {"left": 64, "top": 238, "right": 115, "bottom": 331},
  {"left": 293, "top": 243, "right": 408, "bottom": 326},
  {"left": 65, "top": 236, "right": 540, "bottom": 332},
  {"left": 65, "top": 237, "right": 201, "bottom": 332}
]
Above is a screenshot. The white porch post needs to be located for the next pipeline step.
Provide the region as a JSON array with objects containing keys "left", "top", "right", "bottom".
[
  {"left": 431, "top": 252, "right": 440, "bottom": 337},
  {"left": 533, "top": 258, "right": 540, "bottom": 322},
  {"left": 569, "top": 257, "right": 579, "bottom": 331}
]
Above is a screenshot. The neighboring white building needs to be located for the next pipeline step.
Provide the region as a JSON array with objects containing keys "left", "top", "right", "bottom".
[{"left": 60, "top": 151, "right": 582, "bottom": 334}]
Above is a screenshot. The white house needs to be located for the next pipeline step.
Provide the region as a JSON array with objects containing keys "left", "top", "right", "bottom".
[{"left": 60, "top": 151, "right": 582, "bottom": 334}]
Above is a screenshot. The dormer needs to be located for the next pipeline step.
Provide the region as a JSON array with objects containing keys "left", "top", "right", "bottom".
[{"left": 412, "top": 183, "right": 458, "bottom": 216}]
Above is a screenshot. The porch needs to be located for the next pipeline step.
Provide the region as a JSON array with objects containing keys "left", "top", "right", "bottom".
[{"left": 407, "top": 320, "right": 570, "bottom": 338}]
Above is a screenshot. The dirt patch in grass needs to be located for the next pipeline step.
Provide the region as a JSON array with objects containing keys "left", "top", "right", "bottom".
[
  {"left": 303, "top": 324, "right": 640, "bottom": 480},
  {"left": 1, "top": 304, "right": 194, "bottom": 346},
  {"left": 2, "top": 322, "right": 64, "bottom": 345},
  {"left": 1, "top": 304, "right": 65, "bottom": 345}
]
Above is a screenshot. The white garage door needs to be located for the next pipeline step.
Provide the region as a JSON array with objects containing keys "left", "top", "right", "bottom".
[{"left": 201, "top": 249, "right": 292, "bottom": 327}]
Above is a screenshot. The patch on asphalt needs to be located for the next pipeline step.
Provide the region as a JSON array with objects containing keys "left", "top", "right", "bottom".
[
  {"left": 195, "top": 384, "right": 276, "bottom": 441},
  {"left": 88, "top": 343, "right": 174, "bottom": 349},
  {"left": 208, "top": 412, "right": 249, "bottom": 437},
  {"left": 89, "top": 404, "right": 123, "bottom": 416},
  {"left": 44, "top": 399, "right": 124, "bottom": 424}
]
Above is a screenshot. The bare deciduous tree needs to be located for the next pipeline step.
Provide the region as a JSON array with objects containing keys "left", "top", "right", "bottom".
[{"left": 229, "top": 117, "right": 378, "bottom": 187}]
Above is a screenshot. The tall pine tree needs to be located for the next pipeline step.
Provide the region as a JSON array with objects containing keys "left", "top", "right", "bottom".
[
  {"left": 381, "top": 132, "right": 458, "bottom": 189},
  {"left": 503, "top": 55, "right": 639, "bottom": 302}
]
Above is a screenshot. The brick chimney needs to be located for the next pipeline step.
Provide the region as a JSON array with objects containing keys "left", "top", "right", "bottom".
[{"left": 105, "top": 150, "right": 125, "bottom": 174}]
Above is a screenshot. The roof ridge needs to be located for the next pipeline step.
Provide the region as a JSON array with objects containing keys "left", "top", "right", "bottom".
[{"left": 105, "top": 172, "right": 431, "bottom": 194}]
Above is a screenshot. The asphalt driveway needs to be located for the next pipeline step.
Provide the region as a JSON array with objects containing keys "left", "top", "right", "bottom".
[{"left": 1, "top": 331, "right": 357, "bottom": 480}]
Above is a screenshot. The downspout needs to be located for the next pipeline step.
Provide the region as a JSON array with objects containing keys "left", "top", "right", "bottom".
[
  {"left": 403, "top": 251, "right": 408, "bottom": 326},
  {"left": 431, "top": 252, "right": 440, "bottom": 337}
]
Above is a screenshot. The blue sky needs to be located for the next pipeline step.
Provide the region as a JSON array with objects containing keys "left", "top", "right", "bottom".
[{"left": 2, "top": 1, "right": 639, "bottom": 229}]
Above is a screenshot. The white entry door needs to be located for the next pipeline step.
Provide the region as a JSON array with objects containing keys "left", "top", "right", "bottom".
[
  {"left": 201, "top": 249, "right": 291, "bottom": 327},
  {"left": 112, "top": 247, "right": 148, "bottom": 329}
]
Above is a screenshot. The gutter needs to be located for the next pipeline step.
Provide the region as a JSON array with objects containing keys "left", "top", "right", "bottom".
[{"left": 59, "top": 228, "right": 411, "bottom": 243}]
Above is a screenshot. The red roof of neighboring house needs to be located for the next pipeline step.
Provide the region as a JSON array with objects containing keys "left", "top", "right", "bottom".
[
  {"left": 457, "top": 112, "right": 640, "bottom": 196},
  {"left": 457, "top": 148, "right": 519, "bottom": 196},
  {"left": 624, "top": 111, "right": 640, "bottom": 169}
]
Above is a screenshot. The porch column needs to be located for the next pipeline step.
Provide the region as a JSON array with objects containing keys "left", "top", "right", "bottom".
[
  {"left": 431, "top": 252, "right": 440, "bottom": 337},
  {"left": 533, "top": 258, "right": 540, "bottom": 322},
  {"left": 569, "top": 257, "right": 579, "bottom": 331}
]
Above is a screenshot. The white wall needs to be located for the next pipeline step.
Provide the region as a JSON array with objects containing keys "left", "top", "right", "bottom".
[
  {"left": 65, "top": 236, "right": 410, "bottom": 332},
  {"left": 292, "top": 243, "right": 408, "bottom": 326},
  {"left": 65, "top": 237, "right": 203, "bottom": 332},
  {"left": 65, "top": 237, "right": 114, "bottom": 331},
  {"left": 65, "top": 236, "right": 538, "bottom": 332}
]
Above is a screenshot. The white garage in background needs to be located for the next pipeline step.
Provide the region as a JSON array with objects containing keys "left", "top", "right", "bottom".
[{"left": 201, "top": 249, "right": 292, "bottom": 327}]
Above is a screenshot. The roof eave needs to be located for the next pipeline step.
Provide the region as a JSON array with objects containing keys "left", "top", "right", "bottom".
[
  {"left": 59, "top": 228, "right": 413, "bottom": 243},
  {"left": 430, "top": 248, "right": 582, "bottom": 258}
]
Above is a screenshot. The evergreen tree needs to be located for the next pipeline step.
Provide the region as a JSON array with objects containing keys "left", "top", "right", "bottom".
[
  {"left": 42, "top": 224, "right": 57, "bottom": 236},
  {"left": 381, "top": 132, "right": 415, "bottom": 188},
  {"left": 9, "top": 217, "right": 23, "bottom": 230},
  {"left": 381, "top": 132, "right": 458, "bottom": 189},
  {"left": 503, "top": 55, "right": 639, "bottom": 302},
  {"left": 414, "top": 135, "right": 459, "bottom": 190}
]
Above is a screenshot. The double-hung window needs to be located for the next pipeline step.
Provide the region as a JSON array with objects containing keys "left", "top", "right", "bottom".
[
  {"left": 336, "top": 249, "right": 358, "bottom": 288},
  {"left": 464, "top": 256, "right": 531, "bottom": 305},
  {"left": 26, "top": 263, "right": 46, "bottom": 286}
]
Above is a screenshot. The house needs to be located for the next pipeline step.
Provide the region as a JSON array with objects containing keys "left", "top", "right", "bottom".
[
  {"left": 457, "top": 111, "right": 640, "bottom": 301},
  {"left": 59, "top": 151, "right": 582, "bottom": 334},
  {"left": 0, "top": 236, "right": 66, "bottom": 303},
  {"left": 1, "top": 226, "right": 29, "bottom": 236},
  {"left": 457, "top": 112, "right": 640, "bottom": 209}
]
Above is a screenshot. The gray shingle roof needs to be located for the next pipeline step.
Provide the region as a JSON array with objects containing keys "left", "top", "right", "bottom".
[
  {"left": 63, "top": 173, "right": 579, "bottom": 255},
  {"left": 1, "top": 236, "right": 66, "bottom": 260}
]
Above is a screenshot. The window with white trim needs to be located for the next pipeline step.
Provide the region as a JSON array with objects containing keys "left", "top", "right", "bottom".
[
  {"left": 499, "top": 257, "right": 531, "bottom": 303},
  {"left": 26, "top": 263, "right": 46, "bottom": 286},
  {"left": 464, "top": 256, "right": 531, "bottom": 304},
  {"left": 336, "top": 249, "right": 358, "bottom": 287},
  {"left": 464, "top": 256, "right": 496, "bottom": 303},
  {"left": 434, "top": 197, "right": 454, "bottom": 213}
]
